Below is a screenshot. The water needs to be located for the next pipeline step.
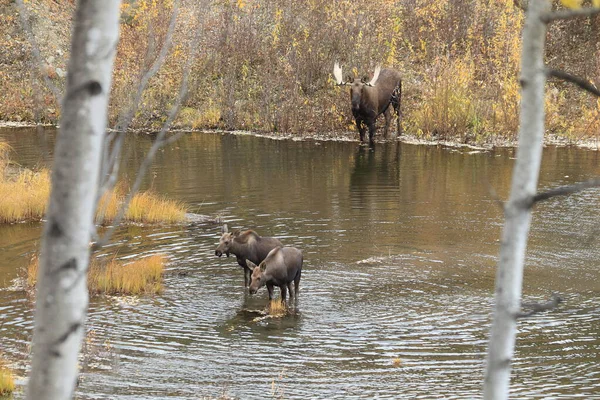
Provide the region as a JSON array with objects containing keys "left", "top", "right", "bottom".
[{"left": 0, "top": 127, "right": 599, "bottom": 398}]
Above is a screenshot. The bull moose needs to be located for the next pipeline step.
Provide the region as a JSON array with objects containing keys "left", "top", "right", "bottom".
[
  {"left": 333, "top": 62, "right": 402, "bottom": 145},
  {"left": 215, "top": 225, "right": 283, "bottom": 287},
  {"left": 246, "top": 246, "right": 303, "bottom": 303}
]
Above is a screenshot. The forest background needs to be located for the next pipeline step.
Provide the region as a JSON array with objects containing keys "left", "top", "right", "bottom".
[{"left": 1, "top": 0, "right": 600, "bottom": 145}]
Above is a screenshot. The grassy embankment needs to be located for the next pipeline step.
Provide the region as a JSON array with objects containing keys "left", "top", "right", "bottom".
[
  {"left": 3, "top": 1, "right": 600, "bottom": 145},
  {"left": 27, "top": 253, "right": 167, "bottom": 295},
  {"left": 0, "top": 142, "right": 186, "bottom": 224}
]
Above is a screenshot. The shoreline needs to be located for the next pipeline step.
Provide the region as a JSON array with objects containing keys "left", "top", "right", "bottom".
[{"left": 1, "top": 121, "right": 599, "bottom": 151}]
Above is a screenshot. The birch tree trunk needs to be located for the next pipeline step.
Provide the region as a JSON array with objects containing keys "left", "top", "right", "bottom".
[
  {"left": 26, "top": 2, "right": 121, "bottom": 399},
  {"left": 483, "top": 0, "right": 551, "bottom": 399}
]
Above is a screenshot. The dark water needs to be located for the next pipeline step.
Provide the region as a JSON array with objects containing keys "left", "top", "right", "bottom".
[{"left": 0, "top": 127, "right": 599, "bottom": 399}]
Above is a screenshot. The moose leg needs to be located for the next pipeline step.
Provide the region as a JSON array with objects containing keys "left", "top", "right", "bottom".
[
  {"left": 266, "top": 283, "right": 274, "bottom": 300},
  {"left": 287, "top": 282, "right": 294, "bottom": 302},
  {"left": 355, "top": 118, "right": 366, "bottom": 143},
  {"left": 244, "top": 267, "right": 251, "bottom": 287},
  {"left": 395, "top": 82, "right": 402, "bottom": 135},
  {"left": 280, "top": 285, "right": 287, "bottom": 303},
  {"left": 383, "top": 107, "right": 393, "bottom": 140},
  {"left": 294, "top": 270, "right": 301, "bottom": 299},
  {"left": 239, "top": 257, "right": 250, "bottom": 287},
  {"left": 368, "top": 120, "right": 376, "bottom": 145}
]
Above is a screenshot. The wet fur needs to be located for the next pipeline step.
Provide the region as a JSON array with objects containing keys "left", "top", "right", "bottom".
[
  {"left": 215, "top": 230, "right": 282, "bottom": 287},
  {"left": 248, "top": 246, "right": 303, "bottom": 303},
  {"left": 349, "top": 68, "right": 402, "bottom": 144}
]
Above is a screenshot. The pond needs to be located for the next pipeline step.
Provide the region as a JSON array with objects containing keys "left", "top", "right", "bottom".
[{"left": 0, "top": 127, "right": 599, "bottom": 399}]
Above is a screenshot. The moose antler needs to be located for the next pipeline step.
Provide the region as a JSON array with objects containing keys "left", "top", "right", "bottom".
[
  {"left": 333, "top": 62, "right": 349, "bottom": 85},
  {"left": 365, "top": 65, "right": 381, "bottom": 87}
]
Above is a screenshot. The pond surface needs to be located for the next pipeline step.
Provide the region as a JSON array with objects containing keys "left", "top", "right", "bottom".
[{"left": 0, "top": 127, "right": 599, "bottom": 399}]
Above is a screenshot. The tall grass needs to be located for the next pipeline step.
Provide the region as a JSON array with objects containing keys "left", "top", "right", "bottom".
[
  {"left": 96, "top": 184, "right": 187, "bottom": 224},
  {"left": 0, "top": 168, "right": 51, "bottom": 223},
  {"left": 89, "top": 254, "right": 165, "bottom": 295},
  {"left": 0, "top": 359, "right": 15, "bottom": 396},
  {"left": 27, "top": 253, "right": 166, "bottom": 295},
  {"left": 410, "top": 58, "right": 480, "bottom": 141},
  {"left": 0, "top": 139, "right": 186, "bottom": 225}
]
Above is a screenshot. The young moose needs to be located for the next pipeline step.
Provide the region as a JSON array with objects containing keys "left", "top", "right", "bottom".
[
  {"left": 246, "top": 246, "right": 303, "bottom": 303},
  {"left": 214, "top": 225, "right": 283, "bottom": 287}
]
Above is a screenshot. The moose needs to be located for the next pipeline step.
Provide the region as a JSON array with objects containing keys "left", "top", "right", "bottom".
[
  {"left": 246, "top": 246, "right": 303, "bottom": 303},
  {"left": 333, "top": 62, "right": 402, "bottom": 145},
  {"left": 214, "top": 225, "right": 283, "bottom": 287}
]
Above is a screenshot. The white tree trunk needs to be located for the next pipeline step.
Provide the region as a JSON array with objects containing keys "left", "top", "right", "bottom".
[
  {"left": 483, "top": 1, "right": 551, "bottom": 399},
  {"left": 26, "top": 1, "right": 121, "bottom": 399}
]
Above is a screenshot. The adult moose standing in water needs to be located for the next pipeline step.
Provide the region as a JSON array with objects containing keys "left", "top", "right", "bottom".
[
  {"left": 215, "top": 225, "right": 283, "bottom": 287},
  {"left": 333, "top": 62, "right": 402, "bottom": 145}
]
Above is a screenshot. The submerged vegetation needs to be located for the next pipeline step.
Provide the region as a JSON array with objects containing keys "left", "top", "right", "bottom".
[
  {"left": 27, "top": 253, "right": 167, "bottom": 295},
  {"left": 0, "top": 359, "right": 15, "bottom": 396},
  {"left": 2, "top": 0, "right": 600, "bottom": 143}
]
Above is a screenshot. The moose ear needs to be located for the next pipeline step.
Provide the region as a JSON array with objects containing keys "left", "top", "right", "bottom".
[
  {"left": 246, "top": 260, "right": 257, "bottom": 271},
  {"left": 232, "top": 229, "right": 241, "bottom": 237},
  {"left": 221, "top": 224, "right": 228, "bottom": 234},
  {"left": 260, "top": 262, "right": 267, "bottom": 271}
]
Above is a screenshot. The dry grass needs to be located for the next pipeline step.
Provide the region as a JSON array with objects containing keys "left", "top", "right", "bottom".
[
  {"left": 125, "top": 191, "right": 186, "bottom": 224},
  {"left": 96, "top": 184, "right": 187, "bottom": 225},
  {"left": 89, "top": 254, "right": 165, "bottom": 295},
  {"left": 0, "top": 359, "right": 15, "bottom": 396},
  {"left": 0, "top": 168, "right": 51, "bottom": 223},
  {"left": 27, "top": 253, "right": 166, "bottom": 295},
  {"left": 0, "top": 165, "right": 185, "bottom": 226},
  {"left": 268, "top": 299, "right": 287, "bottom": 316}
]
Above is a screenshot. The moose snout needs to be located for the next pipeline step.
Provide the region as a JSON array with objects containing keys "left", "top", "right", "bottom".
[
  {"left": 248, "top": 288, "right": 257, "bottom": 295},
  {"left": 215, "top": 250, "right": 222, "bottom": 257}
]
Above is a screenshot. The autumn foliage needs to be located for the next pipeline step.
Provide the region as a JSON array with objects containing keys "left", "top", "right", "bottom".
[{"left": 3, "top": 0, "right": 600, "bottom": 143}]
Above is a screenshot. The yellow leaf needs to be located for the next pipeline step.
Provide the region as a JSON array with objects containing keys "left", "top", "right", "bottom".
[
  {"left": 594, "top": 0, "right": 600, "bottom": 7},
  {"left": 560, "top": 0, "right": 582, "bottom": 9}
]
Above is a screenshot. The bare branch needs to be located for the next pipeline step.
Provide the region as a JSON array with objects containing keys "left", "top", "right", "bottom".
[
  {"left": 533, "top": 178, "right": 600, "bottom": 204},
  {"left": 96, "top": 0, "right": 181, "bottom": 224},
  {"left": 515, "top": 293, "right": 563, "bottom": 319},
  {"left": 541, "top": 7, "right": 600, "bottom": 23},
  {"left": 14, "top": 0, "right": 62, "bottom": 102},
  {"left": 547, "top": 69, "right": 600, "bottom": 97},
  {"left": 94, "top": 13, "right": 202, "bottom": 249}
]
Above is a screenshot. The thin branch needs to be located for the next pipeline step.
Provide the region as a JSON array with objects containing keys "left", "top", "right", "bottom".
[
  {"left": 533, "top": 177, "right": 600, "bottom": 204},
  {"left": 94, "top": 15, "right": 202, "bottom": 249},
  {"left": 547, "top": 69, "right": 600, "bottom": 98},
  {"left": 14, "top": 0, "right": 62, "bottom": 102},
  {"left": 95, "top": 0, "right": 181, "bottom": 225},
  {"left": 515, "top": 293, "right": 563, "bottom": 319},
  {"left": 541, "top": 7, "right": 600, "bottom": 23}
]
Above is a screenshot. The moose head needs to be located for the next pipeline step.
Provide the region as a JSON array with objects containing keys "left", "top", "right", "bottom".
[{"left": 333, "top": 62, "right": 381, "bottom": 111}]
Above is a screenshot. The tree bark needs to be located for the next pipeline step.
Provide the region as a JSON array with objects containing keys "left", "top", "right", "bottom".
[
  {"left": 483, "top": 1, "right": 551, "bottom": 399},
  {"left": 26, "top": 1, "right": 121, "bottom": 399}
]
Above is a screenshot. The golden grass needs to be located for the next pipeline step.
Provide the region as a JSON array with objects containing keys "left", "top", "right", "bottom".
[
  {"left": 27, "top": 253, "right": 166, "bottom": 295},
  {"left": 0, "top": 359, "right": 15, "bottom": 396},
  {"left": 0, "top": 168, "right": 185, "bottom": 225},
  {"left": 0, "top": 168, "right": 51, "bottom": 223},
  {"left": 96, "top": 184, "right": 187, "bottom": 225},
  {"left": 125, "top": 191, "right": 186, "bottom": 224},
  {"left": 268, "top": 299, "right": 287, "bottom": 316}
]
